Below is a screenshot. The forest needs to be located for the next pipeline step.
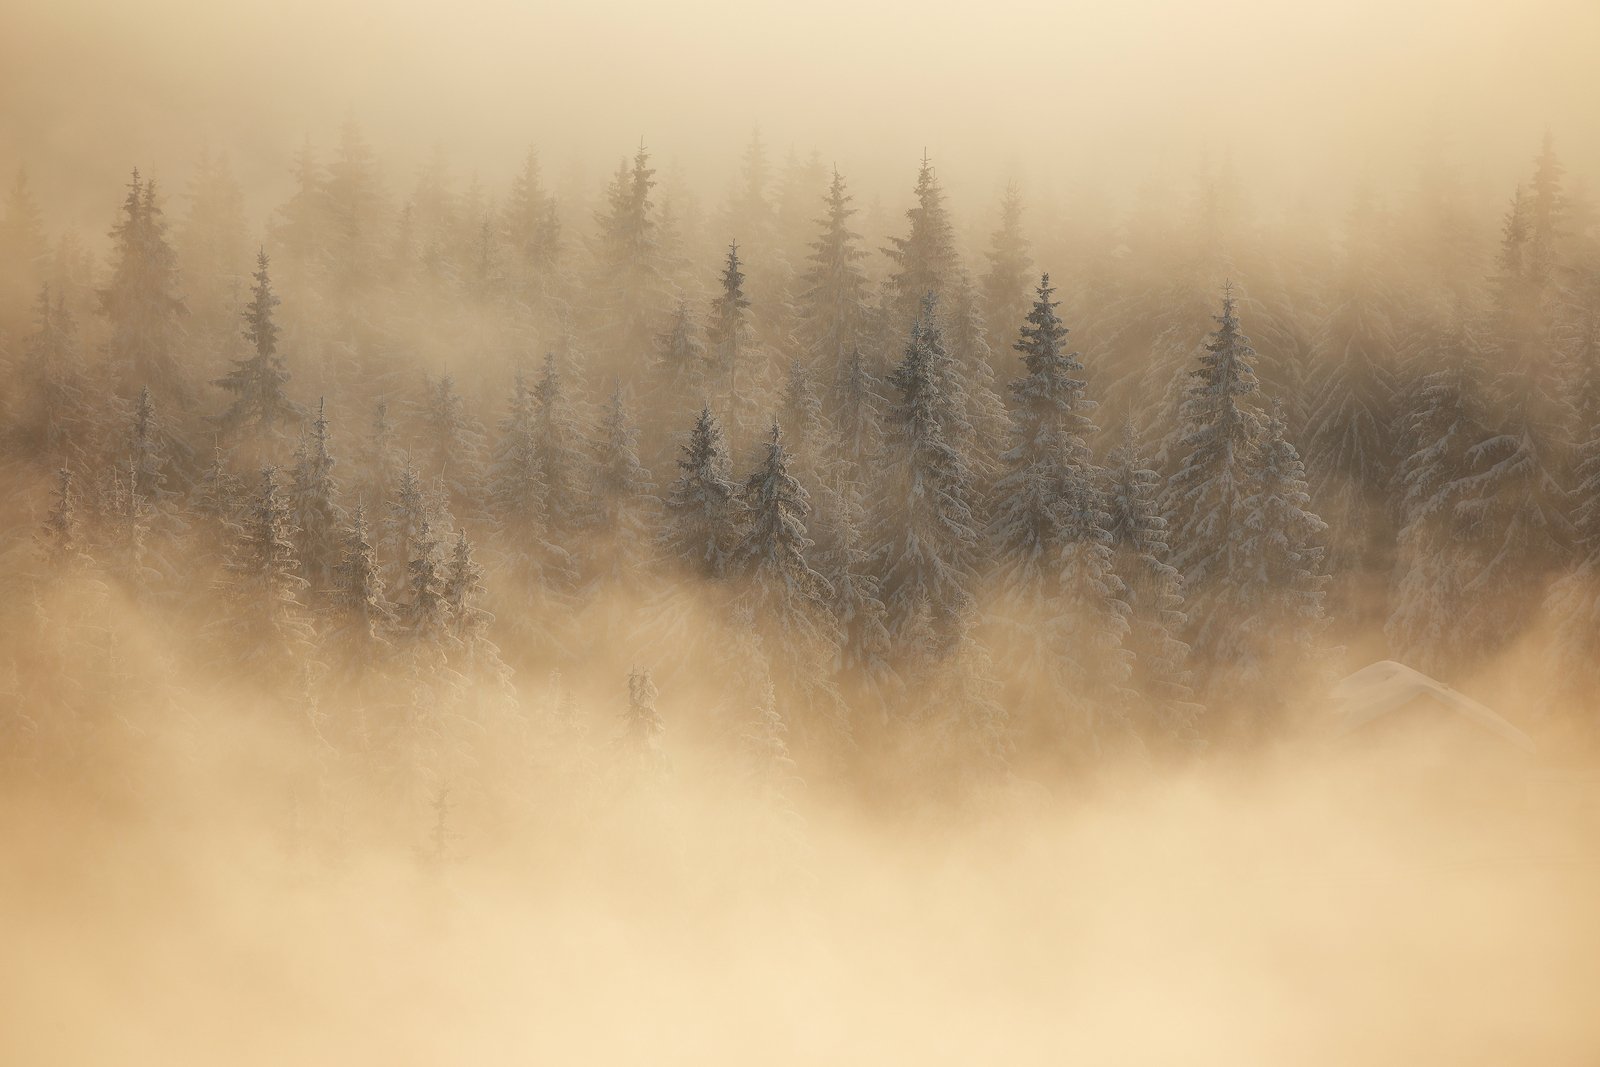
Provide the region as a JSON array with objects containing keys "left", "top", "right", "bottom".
[
  {"left": 3, "top": 0, "right": 1600, "bottom": 1057},
  {"left": 3, "top": 130, "right": 1596, "bottom": 786}
]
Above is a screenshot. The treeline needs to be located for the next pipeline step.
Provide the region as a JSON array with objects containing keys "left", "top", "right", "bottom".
[{"left": 1, "top": 127, "right": 1598, "bottom": 802}]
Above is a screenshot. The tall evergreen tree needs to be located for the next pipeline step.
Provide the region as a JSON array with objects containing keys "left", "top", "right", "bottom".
[
  {"left": 1163, "top": 286, "right": 1263, "bottom": 662},
  {"left": 289, "top": 399, "right": 343, "bottom": 599},
  {"left": 214, "top": 249, "right": 303, "bottom": 438},
  {"left": 796, "top": 167, "right": 871, "bottom": 374},
  {"left": 708, "top": 240, "right": 760, "bottom": 454},
  {"left": 873, "top": 295, "right": 979, "bottom": 655},
  {"left": 1105, "top": 423, "right": 1202, "bottom": 745},
  {"left": 883, "top": 153, "right": 960, "bottom": 335},
  {"left": 215, "top": 467, "right": 314, "bottom": 681},
  {"left": 979, "top": 181, "right": 1031, "bottom": 345},
  {"left": 662, "top": 406, "right": 742, "bottom": 579},
  {"left": 1214, "top": 402, "right": 1329, "bottom": 731},
  {"left": 99, "top": 169, "right": 185, "bottom": 392}
]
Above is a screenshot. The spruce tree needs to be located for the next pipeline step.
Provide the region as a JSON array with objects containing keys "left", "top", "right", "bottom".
[
  {"left": 708, "top": 240, "right": 758, "bottom": 453},
  {"left": 1105, "top": 423, "right": 1202, "bottom": 745},
  {"left": 980, "top": 181, "right": 1031, "bottom": 343},
  {"left": 829, "top": 344, "right": 883, "bottom": 477},
  {"left": 591, "top": 143, "right": 661, "bottom": 357},
  {"left": 883, "top": 153, "right": 960, "bottom": 335},
  {"left": 421, "top": 374, "right": 488, "bottom": 518},
  {"left": 1215, "top": 402, "right": 1329, "bottom": 730},
  {"left": 796, "top": 167, "right": 871, "bottom": 374},
  {"left": 662, "top": 406, "right": 741, "bottom": 579},
  {"left": 991, "top": 274, "right": 1099, "bottom": 584},
  {"left": 99, "top": 169, "right": 185, "bottom": 392},
  {"left": 534, "top": 352, "right": 588, "bottom": 544},
  {"left": 1163, "top": 286, "right": 1263, "bottom": 660},
  {"left": 289, "top": 399, "right": 343, "bottom": 599},
  {"left": 873, "top": 294, "right": 979, "bottom": 655},
  {"left": 215, "top": 248, "right": 303, "bottom": 438},
  {"left": 733, "top": 421, "right": 836, "bottom": 637},
  {"left": 1386, "top": 319, "right": 1491, "bottom": 674},
  {"left": 587, "top": 385, "right": 655, "bottom": 584},
  {"left": 328, "top": 505, "right": 395, "bottom": 660},
  {"left": 215, "top": 467, "right": 314, "bottom": 680}
]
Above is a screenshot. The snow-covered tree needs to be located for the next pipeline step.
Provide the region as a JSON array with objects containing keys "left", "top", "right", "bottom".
[
  {"left": 214, "top": 248, "right": 303, "bottom": 439},
  {"left": 1214, "top": 401, "right": 1330, "bottom": 731},
  {"left": 1105, "top": 422, "right": 1203, "bottom": 746},
  {"left": 420, "top": 374, "right": 488, "bottom": 518},
  {"left": 289, "top": 399, "right": 344, "bottom": 598},
  {"left": 1163, "top": 286, "right": 1263, "bottom": 659},
  {"left": 796, "top": 167, "right": 871, "bottom": 374},
  {"left": 882, "top": 153, "right": 960, "bottom": 335},
  {"left": 873, "top": 294, "right": 979, "bottom": 655},
  {"left": 732, "top": 421, "right": 841, "bottom": 721},
  {"left": 591, "top": 143, "right": 662, "bottom": 357},
  {"left": 533, "top": 352, "right": 589, "bottom": 544},
  {"left": 707, "top": 240, "right": 761, "bottom": 454},
  {"left": 980, "top": 181, "right": 1031, "bottom": 342},
  {"left": 829, "top": 343, "right": 883, "bottom": 477},
  {"left": 587, "top": 384, "right": 655, "bottom": 585},
  {"left": 99, "top": 169, "right": 185, "bottom": 393},
  {"left": 662, "top": 405, "right": 742, "bottom": 579},
  {"left": 214, "top": 467, "right": 314, "bottom": 683},
  {"left": 1386, "top": 319, "right": 1492, "bottom": 674}
]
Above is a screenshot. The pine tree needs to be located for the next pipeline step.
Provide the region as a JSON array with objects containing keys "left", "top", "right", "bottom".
[
  {"left": 662, "top": 406, "right": 742, "bottom": 579},
  {"left": 215, "top": 467, "right": 314, "bottom": 680},
  {"left": 984, "top": 275, "right": 1136, "bottom": 747},
  {"left": 823, "top": 478, "right": 898, "bottom": 708},
  {"left": 444, "top": 529, "right": 512, "bottom": 692},
  {"left": 289, "top": 399, "right": 344, "bottom": 599},
  {"left": 328, "top": 505, "right": 395, "bottom": 658},
  {"left": 0, "top": 167, "right": 50, "bottom": 331},
  {"left": 420, "top": 374, "right": 488, "bottom": 518},
  {"left": 215, "top": 249, "right": 303, "bottom": 438},
  {"left": 323, "top": 120, "right": 388, "bottom": 292},
  {"left": 796, "top": 167, "right": 871, "bottom": 374},
  {"left": 176, "top": 146, "right": 250, "bottom": 343},
  {"left": 99, "top": 169, "right": 185, "bottom": 392},
  {"left": 1163, "top": 286, "right": 1263, "bottom": 661},
  {"left": 591, "top": 142, "right": 661, "bottom": 357},
  {"left": 534, "top": 352, "right": 589, "bottom": 544},
  {"left": 1215, "top": 402, "right": 1329, "bottom": 731},
  {"left": 779, "top": 357, "right": 829, "bottom": 473},
  {"left": 587, "top": 385, "right": 655, "bottom": 584},
  {"left": 18, "top": 284, "right": 90, "bottom": 460},
  {"left": 383, "top": 459, "right": 434, "bottom": 595},
  {"left": 979, "top": 181, "right": 1031, "bottom": 346},
  {"left": 1386, "top": 319, "right": 1495, "bottom": 673},
  {"left": 733, "top": 421, "right": 839, "bottom": 650},
  {"left": 1448, "top": 176, "right": 1575, "bottom": 649},
  {"left": 873, "top": 294, "right": 979, "bottom": 655},
  {"left": 620, "top": 666, "right": 666, "bottom": 768},
  {"left": 38, "top": 467, "right": 84, "bottom": 568},
  {"left": 708, "top": 240, "right": 759, "bottom": 454},
  {"left": 1105, "top": 423, "right": 1202, "bottom": 745},
  {"left": 883, "top": 152, "right": 960, "bottom": 334},
  {"left": 991, "top": 274, "right": 1100, "bottom": 584},
  {"left": 271, "top": 137, "right": 326, "bottom": 275},
  {"left": 651, "top": 300, "right": 709, "bottom": 411},
  {"left": 1304, "top": 195, "right": 1401, "bottom": 579},
  {"left": 829, "top": 344, "right": 882, "bottom": 477},
  {"left": 396, "top": 515, "right": 455, "bottom": 661},
  {"left": 489, "top": 363, "right": 548, "bottom": 534}
]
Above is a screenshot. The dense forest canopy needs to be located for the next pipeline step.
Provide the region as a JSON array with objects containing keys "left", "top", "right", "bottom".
[{"left": 3, "top": 0, "right": 1600, "bottom": 1060}]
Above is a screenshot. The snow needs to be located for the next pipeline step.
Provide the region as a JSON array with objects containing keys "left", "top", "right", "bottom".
[{"left": 1327, "top": 660, "right": 1535, "bottom": 753}]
